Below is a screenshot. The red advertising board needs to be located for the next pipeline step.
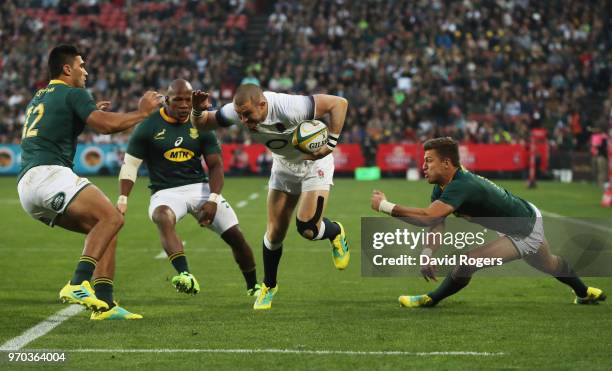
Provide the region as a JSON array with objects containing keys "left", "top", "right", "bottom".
[
  {"left": 217, "top": 143, "right": 548, "bottom": 174},
  {"left": 219, "top": 143, "right": 365, "bottom": 173},
  {"left": 376, "top": 143, "right": 546, "bottom": 172},
  {"left": 333, "top": 144, "right": 365, "bottom": 172},
  {"left": 376, "top": 144, "right": 422, "bottom": 171}
]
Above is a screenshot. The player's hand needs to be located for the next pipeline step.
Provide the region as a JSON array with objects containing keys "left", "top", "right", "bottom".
[
  {"left": 96, "top": 101, "right": 111, "bottom": 111},
  {"left": 302, "top": 145, "right": 332, "bottom": 161},
  {"left": 192, "top": 90, "right": 212, "bottom": 111},
  {"left": 198, "top": 201, "right": 217, "bottom": 226},
  {"left": 371, "top": 190, "right": 387, "bottom": 211},
  {"left": 419, "top": 247, "right": 437, "bottom": 281},
  {"left": 116, "top": 201, "right": 128, "bottom": 215},
  {"left": 420, "top": 263, "right": 437, "bottom": 282},
  {"left": 138, "top": 90, "right": 163, "bottom": 115}
]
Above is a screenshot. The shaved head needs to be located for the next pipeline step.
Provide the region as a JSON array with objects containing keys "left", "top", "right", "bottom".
[
  {"left": 165, "top": 79, "right": 193, "bottom": 122},
  {"left": 234, "top": 83, "right": 264, "bottom": 105},
  {"left": 167, "top": 79, "right": 193, "bottom": 96}
]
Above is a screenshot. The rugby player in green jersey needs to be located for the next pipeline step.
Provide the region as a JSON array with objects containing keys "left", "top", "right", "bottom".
[
  {"left": 17, "top": 45, "right": 161, "bottom": 319},
  {"left": 117, "top": 79, "right": 259, "bottom": 297},
  {"left": 371, "top": 137, "right": 606, "bottom": 307}
]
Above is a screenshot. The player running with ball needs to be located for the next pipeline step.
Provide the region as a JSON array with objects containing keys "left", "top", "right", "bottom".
[
  {"left": 191, "top": 84, "right": 349, "bottom": 310},
  {"left": 371, "top": 137, "right": 606, "bottom": 307}
]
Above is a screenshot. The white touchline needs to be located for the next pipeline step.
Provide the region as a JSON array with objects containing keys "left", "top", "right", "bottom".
[
  {"left": 0, "top": 305, "right": 83, "bottom": 351},
  {"left": 540, "top": 210, "right": 612, "bottom": 234},
  {"left": 34, "top": 348, "right": 506, "bottom": 356}
]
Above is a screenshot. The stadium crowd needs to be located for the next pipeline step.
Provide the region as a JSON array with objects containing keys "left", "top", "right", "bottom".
[{"left": 0, "top": 0, "right": 609, "bottom": 155}]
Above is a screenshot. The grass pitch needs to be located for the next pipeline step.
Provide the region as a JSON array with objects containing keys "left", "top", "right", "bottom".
[{"left": 0, "top": 177, "right": 610, "bottom": 369}]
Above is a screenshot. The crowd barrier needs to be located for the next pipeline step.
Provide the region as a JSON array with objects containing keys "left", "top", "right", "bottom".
[{"left": 0, "top": 142, "right": 548, "bottom": 176}]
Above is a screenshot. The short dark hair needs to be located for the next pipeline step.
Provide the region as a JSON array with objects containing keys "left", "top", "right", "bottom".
[
  {"left": 423, "top": 137, "right": 460, "bottom": 167},
  {"left": 48, "top": 44, "right": 80, "bottom": 79},
  {"left": 234, "top": 84, "right": 264, "bottom": 106}
]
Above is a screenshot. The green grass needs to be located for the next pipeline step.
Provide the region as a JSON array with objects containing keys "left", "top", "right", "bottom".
[{"left": 0, "top": 177, "right": 610, "bottom": 369}]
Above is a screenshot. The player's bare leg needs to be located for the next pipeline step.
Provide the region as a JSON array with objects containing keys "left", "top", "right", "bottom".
[
  {"left": 220, "top": 225, "right": 259, "bottom": 294},
  {"left": 152, "top": 205, "right": 199, "bottom": 294},
  {"left": 524, "top": 240, "right": 606, "bottom": 304},
  {"left": 57, "top": 204, "right": 141, "bottom": 318},
  {"left": 263, "top": 189, "right": 299, "bottom": 288},
  {"left": 55, "top": 185, "right": 124, "bottom": 311},
  {"left": 401, "top": 237, "right": 521, "bottom": 308},
  {"left": 253, "top": 189, "right": 299, "bottom": 310},
  {"left": 297, "top": 189, "right": 349, "bottom": 269}
]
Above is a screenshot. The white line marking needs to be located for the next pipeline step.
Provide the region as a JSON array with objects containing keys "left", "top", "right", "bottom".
[
  {"left": 43, "top": 348, "right": 505, "bottom": 356},
  {"left": 248, "top": 193, "right": 259, "bottom": 200},
  {"left": 540, "top": 210, "right": 612, "bottom": 234},
  {"left": 0, "top": 305, "right": 83, "bottom": 351},
  {"left": 236, "top": 200, "right": 248, "bottom": 208},
  {"left": 154, "top": 251, "right": 166, "bottom": 259}
]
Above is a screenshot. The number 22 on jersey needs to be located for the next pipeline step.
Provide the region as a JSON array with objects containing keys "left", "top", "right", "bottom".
[{"left": 22, "top": 103, "right": 45, "bottom": 138}]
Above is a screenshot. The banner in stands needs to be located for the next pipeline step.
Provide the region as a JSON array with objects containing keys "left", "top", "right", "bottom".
[
  {"left": 0, "top": 144, "right": 21, "bottom": 175},
  {"left": 376, "top": 143, "right": 547, "bottom": 172},
  {"left": 0, "top": 143, "right": 549, "bottom": 176},
  {"left": 221, "top": 143, "right": 365, "bottom": 174},
  {"left": 0, "top": 144, "right": 127, "bottom": 176}
]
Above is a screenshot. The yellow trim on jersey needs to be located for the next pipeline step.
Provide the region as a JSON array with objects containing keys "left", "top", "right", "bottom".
[
  {"left": 49, "top": 79, "right": 69, "bottom": 86},
  {"left": 160, "top": 108, "right": 189, "bottom": 124}
]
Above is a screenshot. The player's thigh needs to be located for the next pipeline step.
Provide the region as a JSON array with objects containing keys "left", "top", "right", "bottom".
[
  {"left": 17, "top": 165, "right": 92, "bottom": 228},
  {"left": 56, "top": 184, "right": 121, "bottom": 233},
  {"left": 148, "top": 187, "right": 189, "bottom": 225},
  {"left": 296, "top": 189, "right": 329, "bottom": 224},
  {"left": 301, "top": 155, "right": 334, "bottom": 195},
  {"left": 466, "top": 236, "right": 522, "bottom": 263},
  {"left": 267, "top": 189, "right": 299, "bottom": 238}
]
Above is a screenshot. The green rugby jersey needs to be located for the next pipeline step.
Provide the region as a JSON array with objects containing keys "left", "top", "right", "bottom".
[
  {"left": 18, "top": 80, "right": 97, "bottom": 180},
  {"left": 431, "top": 169, "right": 536, "bottom": 236},
  {"left": 127, "top": 108, "right": 221, "bottom": 194}
]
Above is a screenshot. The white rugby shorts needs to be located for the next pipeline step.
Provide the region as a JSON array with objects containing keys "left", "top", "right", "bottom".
[
  {"left": 268, "top": 154, "right": 334, "bottom": 195},
  {"left": 148, "top": 182, "right": 238, "bottom": 234},
  {"left": 17, "top": 165, "right": 91, "bottom": 226},
  {"left": 502, "top": 202, "right": 545, "bottom": 257}
]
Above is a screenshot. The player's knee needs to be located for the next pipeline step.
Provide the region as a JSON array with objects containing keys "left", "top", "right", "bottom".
[
  {"left": 105, "top": 210, "right": 124, "bottom": 231},
  {"left": 152, "top": 206, "right": 175, "bottom": 226},
  {"left": 296, "top": 217, "right": 318, "bottom": 240}
]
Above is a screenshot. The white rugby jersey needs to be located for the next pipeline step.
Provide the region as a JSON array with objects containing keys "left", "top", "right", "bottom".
[{"left": 217, "top": 92, "right": 316, "bottom": 162}]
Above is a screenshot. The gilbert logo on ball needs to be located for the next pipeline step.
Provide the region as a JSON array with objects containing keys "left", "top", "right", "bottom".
[{"left": 292, "top": 120, "right": 328, "bottom": 154}]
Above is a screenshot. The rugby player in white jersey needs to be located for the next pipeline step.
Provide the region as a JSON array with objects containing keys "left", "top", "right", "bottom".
[{"left": 191, "top": 84, "right": 349, "bottom": 310}]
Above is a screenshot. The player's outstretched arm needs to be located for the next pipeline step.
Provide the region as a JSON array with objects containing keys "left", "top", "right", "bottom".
[
  {"left": 370, "top": 190, "right": 453, "bottom": 226},
  {"left": 191, "top": 90, "right": 219, "bottom": 131},
  {"left": 87, "top": 91, "right": 161, "bottom": 134},
  {"left": 116, "top": 153, "right": 143, "bottom": 215},
  {"left": 198, "top": 153, "right": 224, "bottom": 226}
]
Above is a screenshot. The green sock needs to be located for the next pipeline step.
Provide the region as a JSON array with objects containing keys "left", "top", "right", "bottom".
[
  {"left": 427, "top": 273, "right": 471, "bottom": 304},
  {"left": 92, "top": 278, "right": 115, "bottom": 308},
  {"left": 554, "top": 258, "right": 588, "bottom": 297},
  {"left": 169, "top": 252, "right": 189, "bottom": 273},
  {"left": 70, "top": 256, "right": 97, "bottom": 285}
]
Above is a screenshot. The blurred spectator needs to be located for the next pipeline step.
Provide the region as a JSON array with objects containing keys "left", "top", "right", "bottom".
[
  {"left": 256, "top": 148, "right": 273, "bottom": 175},
  {"left": 229, "top": 147, "right": 251, "bottom": 175}
]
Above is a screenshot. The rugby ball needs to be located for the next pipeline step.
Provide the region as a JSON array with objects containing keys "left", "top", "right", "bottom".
[{"left": 292, "top": 120, "right": 328, "bottom": 154}]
